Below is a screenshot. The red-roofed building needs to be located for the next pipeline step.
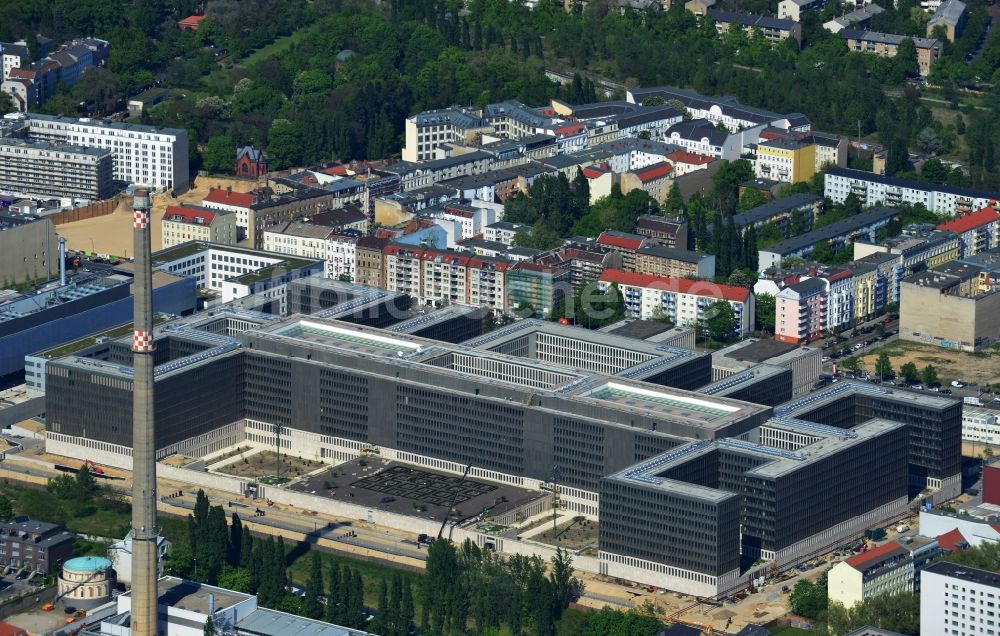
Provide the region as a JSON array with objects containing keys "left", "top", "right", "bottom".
[
  {"left": 581, "top": 163, "right": 614, "bottom": 204},
  {"left": 178, "top": 15, "right": 207, "bottom": 30},
  {"left": 162, "top": 204, "right": 237, "bottom": 248},
  {"left": 937, "top": 528, "right": 970, "bottom": 553},
  {"left": 597, "top": 268, "right": 754, "bottom": 337},
  {"left": 234, "top": 146, "right": 268, "bottom": 179},
  {"left": 597, "top": 231, "right": 647, "bottom": 271},
  {"left": 937, "top": 206, "right": 1000, "bottom": 258},
  {"left": 202, "top": 186, "right": 260, "bottom": 242},
  {"left": 621, "top": 161, "right": 674, "bottom": 203},
  {"left": 666, "top": 150, "right": 717, "bottom": 176},
  {"left": 0, "top": 621, "right": 27, "bottom": 636},
  {"left": 828, "top": 540, "right": 914, "bottom": 609}
]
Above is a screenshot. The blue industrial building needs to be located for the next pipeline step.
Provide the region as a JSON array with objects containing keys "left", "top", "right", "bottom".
[{"left": 1, "top": 271, "right": 196, "bottom": 385}]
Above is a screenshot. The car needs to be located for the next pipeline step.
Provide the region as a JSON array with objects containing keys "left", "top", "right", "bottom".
[
  {"left": 64, "top": 607, "right": 76, "bottom": 615},
  {"left": 941, "top": 389, "right": 953, "bottom": 394},
  {"left": 822, "top": 356, "right": 831, "bottom": 362},
  {"left": 952, "top": 380, "right": 966, "bottom": 388},
  {"left": 912, "top": 384, "right": 924, "bottom": 390},
  {"left": 379, "top": 496, "right": 396, "bottom": 504}
]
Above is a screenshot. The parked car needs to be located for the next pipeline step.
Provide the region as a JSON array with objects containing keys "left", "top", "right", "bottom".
[
  {"left": 952, "top": 380, "right": 966, "bottom": 388},
  {"left": 912, "top": 384, "right": 924, "bottom": 390}
]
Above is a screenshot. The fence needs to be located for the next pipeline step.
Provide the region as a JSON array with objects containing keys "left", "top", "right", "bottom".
[{"left": 47, "top": 198, "right": 120, "bottom": 225}]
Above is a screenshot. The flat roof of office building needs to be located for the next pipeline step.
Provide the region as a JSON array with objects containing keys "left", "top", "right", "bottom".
[
  {"left": 606, "top": 319, "right": 677, "bottom": 340},
  {"left": 924, "top": 560, "right": 1000, "bottom": 588}
]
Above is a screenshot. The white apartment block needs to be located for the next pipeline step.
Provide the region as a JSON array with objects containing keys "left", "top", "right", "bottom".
[
  {"left": 598, "top": 269, "right": 754, "bottom": 338},
  {"left": 825, "top": 167, "right": 998, "bottom": 217},
  {"left": 403, "top": 107, "right": 492, "bottom": 163},
  {"left": 483, "top": 221, "right": 530, "bottom": 246},
  {"left": 828, "top": 540, "right": 913, "bottom": 610},
  {"left": 963, "top": 407, "right": 1000, "bottom": 446},
  {"left": 262, "top": 223, "right": 360, "bottom": 280},
  {"left": 922, "top": 561, "right": 1000, "bottom": 636},
  {"left": 384, "top": 243, "right": 511, "bottom": 310},
  {"left": 12, "top": 113, "right": 188, "bottom": 192}
]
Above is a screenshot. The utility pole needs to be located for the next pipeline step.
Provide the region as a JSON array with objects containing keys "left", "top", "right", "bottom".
[
  {"left": 274, "top": 423, "right": 284, "bottom": 480},
  {"left": 551, "top": 466, "right": 561, "bottom": 531}
]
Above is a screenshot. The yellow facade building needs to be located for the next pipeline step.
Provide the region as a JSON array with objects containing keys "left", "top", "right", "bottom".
[{"left": 755, "top": 138, "right": 817, "bottom": 184}]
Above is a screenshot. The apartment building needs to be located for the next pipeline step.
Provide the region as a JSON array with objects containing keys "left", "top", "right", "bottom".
[
  {"left": 505, "top": 261, "right": 569, "bottom": 317},
  {"left": 759, "top": 207, "right": 900, "bottom": 270},
  {"left": 839, "top": 30, "right": 941, "bottom": 76},
  {"left": 484, "top": 100, "right": 557, "bottom": 138},
  {"left": 937, "top": 206, "right": 1000, "bottom": 258},
  {"left": 851, "top": 262, "right": 878, "bottom": 322},
  {"left": 634, "top": 244, "right": 716, "bottom": 279},
  {"left": 483, "top": 221, "right": 531, "bottom": 246},
  {"left": 899, "top": 265, "right": 1000, "bottom": 352},
  {"left": 403, "top": 107, "right": 492, "bottom": 162},
  {"left": 824, "top": 4, "right": 886, "bottom": 33},
  {"left": 0, "top": 518, "right": 74, "bottom": 574},
  {"left": 666, "top": 150, "right": 718, "bottom": 176},
  {"left": 0, "top": 137, "right": 114, "bottom": 201},
  {"left": 384, "top": 243, "right": 512, "bottom": 310},
  {"left": 262, "top": 221, "right": 361, "bottom": 280},
  {"left": 777, "top": 0, "right": 826, "bottom": 22},
  {"left": 921, "top": 561, "right": 1000, "bottom": 636},
  {"left": 0, "top": 43, "right": 28, "bottom": 80},
  {"left": 826, "top": 168, "right": 999, "bottom": 216},
  {"left": 855, "top": 228, "right": 961, "bottom": 303},
  {"left": 628, "top": 86, "right": 811, "bottom": 133},
  {"left": 709, "top": 10, "right": 803, "bottom": 44},
  {"left": 619, "top": 161, "right": 674, "bottom": 202},
  {"left": 755, "top": 137, "right": 817, "bottom": 184},
  {"left": 816, "top": 268, "right": 854, "bottom": 331},
  {"left": 926, "top": 0, "right": 967, "bottom": 41},
  {"left": 828, "top": 541, "right": 914, "bottom": 609},
  {"left": 355, "top": 236, "right": 390, "bottom": 289},
  {"left": 13, "top": 112, "right": 188, "bottom": 192},
  {"left": 596, "top": 231, "right": 647, "bottom": 272},
  {"left": 202, "top": 186, "right": 259, "bottom": 241},
  {"left": 733, "top": 193, "right": 822, "bottom": 232},
  {"left": 161, "top": 205, "right": 237, "bottom": 248},
  {"left": 598, "top": 269, "right": 754, "bottom": 337},
  {"left": 775, "top": 277, "right": 827, "bottom": 343},
  {"left": 634, "top": 214, "right": 689, "bottom": 249},
  {"left": 663, "top": 120, "right": 756, "bottom": 161}
]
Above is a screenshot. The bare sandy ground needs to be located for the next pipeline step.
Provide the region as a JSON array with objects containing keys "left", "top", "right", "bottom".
[{"left": 56, "top": 176, "right": 254, "bottom": 257}]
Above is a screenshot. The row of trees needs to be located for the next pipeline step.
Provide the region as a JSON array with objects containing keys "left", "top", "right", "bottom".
[{"left": 422, "top": 539, "right": 579, "bottom": 636}]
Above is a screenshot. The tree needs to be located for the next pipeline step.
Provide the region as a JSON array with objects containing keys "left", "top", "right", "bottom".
[
  {"left": 302, "top": 552, "right": 324, "bottom": 619},
  {"left": 0, "top": 92, "right": 14, "bottom": 116},
  {"left": 229, "top": 514, "right": 243, "bottom": 567},
  {"left": 664, "top": 182, "right": 684, "bottom": 216},
  {"left": 900, "top": 361, "right": 920, "bottom": 385},
  {"left": 705, "top": 300, "right": 737, "bottom": 342},
  {"left": 875, "top": 352, "right": 894, "bottom": 379},
  {"left": 737, "top": 187, "right": 768, "bottom": 212},
  {"left": 755, "top": 293, "right": 775, "bottom": 332},
  {"left": 75, "top": 463, "right": 98, "bottom": 498},
  {"left": 267, "top": 119, "right": 303, "bottom": 169},
  {"left": 0, "top": 495, "right": 12, "bottom": 521},
  {"left": 789, "top": 578, "right": 827, "bottom": 620},
  {"left": 841, "top": 357, "right": 862, "bottom": 373},
  {"left": 202, "top": 135, "right": 234, "bottom": 173},
  {"left": 727, "top": 269, "right": 758, "bottom": 289},
  {"left": 921, "top": 157, "right": 949, "bottom": 183},
  {"left": 921, "top": 364, "right": 940, "bottom": 387},
  {"left": 204, "top": 616, "right": 216, "bottom": 636}
]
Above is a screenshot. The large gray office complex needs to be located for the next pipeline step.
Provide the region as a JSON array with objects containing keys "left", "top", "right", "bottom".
[{"left": 42, "top": 283, "right": 961, "bottom": 598}]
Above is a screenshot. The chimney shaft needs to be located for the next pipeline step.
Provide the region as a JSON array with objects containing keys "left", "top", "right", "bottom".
[
  {"left": 130, "top": 186, "right": 159, "bottom": 636},
  {"left": 58, "top": 237, "right": 66, "bottom": 287}
]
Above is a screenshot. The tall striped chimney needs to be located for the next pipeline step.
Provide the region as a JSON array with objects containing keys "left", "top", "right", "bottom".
[{"left": 130, "top": 186, "right": 159, "bottom": 636}]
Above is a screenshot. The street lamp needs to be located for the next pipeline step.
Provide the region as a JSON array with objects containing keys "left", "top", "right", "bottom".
[{"left": 273, "top": 423, "right": 284, "bottom": 480}]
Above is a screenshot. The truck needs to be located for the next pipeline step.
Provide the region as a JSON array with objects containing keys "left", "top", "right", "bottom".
[
  {"left": 897, "top": 524, "right": 909, "bottom": 533},
  {"left": 965, "top": 396, "right": 984, "bottom": 406}
]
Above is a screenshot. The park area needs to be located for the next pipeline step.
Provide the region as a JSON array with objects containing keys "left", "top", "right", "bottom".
[
  {"left": 855, "top": 339, "right": 1000, "bottom": 388},
  {"left": 216, "top": 450, "right": 322, "bottom": 483},
  {"left": 55, "top": 176, "right": 254, "bottom": 259},
  {"left": 532, "top": 517, "right": 599, "bottom": 553}
]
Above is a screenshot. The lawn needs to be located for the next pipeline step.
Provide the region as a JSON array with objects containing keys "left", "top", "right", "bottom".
[{"left": 201, "top": 26, "right": 317, "bottom": 95}]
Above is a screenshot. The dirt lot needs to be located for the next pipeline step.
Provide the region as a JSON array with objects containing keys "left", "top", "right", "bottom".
[
  {"left": 216, "top": 450, "right": 323, "bottom": 481},
  {"left": 533, "top": 517, "right": 598, "bottom": 551},
  {"left": 55, "top": 176, "right": 253, "bottom": 257},
  {"left": 855, "top": 339, "right": 1000, "bottom": 387}
]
